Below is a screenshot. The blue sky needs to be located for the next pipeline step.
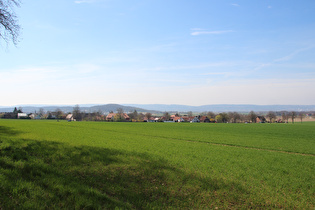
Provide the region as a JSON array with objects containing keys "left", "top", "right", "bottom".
[{"left": 1, "top": 0, "right": 315, "bottom": 106}]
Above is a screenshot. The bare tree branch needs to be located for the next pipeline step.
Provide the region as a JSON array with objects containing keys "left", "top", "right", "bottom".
[{"left": 0, "top": 0, "right": 20, "bottom": 46}]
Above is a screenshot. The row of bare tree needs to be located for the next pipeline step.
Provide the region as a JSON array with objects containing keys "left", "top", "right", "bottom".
[
  {"left": 158, "top": 110, "right": 313, "bottom": 123},
  {"left": 2, "top": 105, "right": 314, "bottom": 123},
  {"left": 203, "top": 110, "right": 311, "bottom": 123},
  {"left": 33, "top": 109, "right": 315, "bottom": 123}
]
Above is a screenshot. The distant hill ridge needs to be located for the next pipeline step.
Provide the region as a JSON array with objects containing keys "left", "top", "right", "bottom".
[
  {"left": 125, "top": 104, "right": 315, "bottom": 112},
  {"left": 0, "top": 104, "right": 314, "bottom": 114},
  {"left": 0, "top": 104, "right": 157, "bottom": 114}
]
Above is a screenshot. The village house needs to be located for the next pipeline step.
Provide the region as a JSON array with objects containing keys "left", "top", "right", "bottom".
[
  {"left": 182, "top": 116, "right": 194, "bottom": 122},
  {"left": 256, "top": 116, "right": 266, "bottom": 123},
  {"left": 144, "top": 116, "right": 159, "bottom": 122},
  {"left": 190, "top": 116, "right": 200, "bottom": 123},
  {"left": 105, "top": 113, "right": 115, "bottom": 121},
  {"left": 17, "top": 113, "right": 28, "bottom": 119},
  {"left": 66, "top": 114, "right": 74, "bottom": 121},
  {"left": 106, "top": 113, "right": 130, "bottom": 121},
  {"left": 123, "top": 113, "right": 130, "bottom": 121},
  {"left": 172, "top": 116, "right": 185, "bottom": 122},
  {"left": 28, "top": 113, "right": 41, "bottom": 120},
  {"left": 199, "top": 116, "right": 211, "bottom": 123}
]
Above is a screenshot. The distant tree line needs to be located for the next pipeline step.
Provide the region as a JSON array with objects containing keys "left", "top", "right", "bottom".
[
  {"left": 1, "top": 106, "right": 314, "bottom": 124},
  {"left": 1, "top": 107, "right": 22, "bottom": 119},
  {"left": 69, "top": 107, "right": 313, "bottom": 123}
]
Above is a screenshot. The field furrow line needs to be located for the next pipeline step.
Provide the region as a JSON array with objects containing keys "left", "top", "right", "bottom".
[
  {"left": 96, "top": 128, "right": 315, "bottom": 157},
  {"left": 179, "top": 139, "right": 315, "bottom": 157}
]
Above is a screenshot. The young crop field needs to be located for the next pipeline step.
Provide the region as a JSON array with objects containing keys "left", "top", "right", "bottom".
[{"left": 0, "top": 120, "right": 314, "bottom": 209}]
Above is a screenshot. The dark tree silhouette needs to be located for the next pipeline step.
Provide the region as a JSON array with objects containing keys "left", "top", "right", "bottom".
[
  {"left": 114, "top": 108, "right": 125, "bottom": 122},
  {"left": 290, "top": 111, "right": 296, "bottom": 124},
  {"left": 206, "top": 111, "right": 215, "bottom": 119},
  {"left": 266, "top": 111, "right": 276, "bottom": 123},
  {"left": 73, "top": 105, "right": 82, "bottom": 121},
  {"left": 248, "top": 111, "right": 257, "bottom": 123},
  {"left": 220, "top": 112, "right": 229, "bottom": 123},
  {"left": 281, "top": 111, "right": 288, "bottom": 123},
  {"left": 129, "top": 110, "right": 138, "bottom": 121},
  {"left": 187, "top": 111, "right": 193, "bottom": 118},
  {"left": 145, "top": 112, "right": 152, "bottom": 121},
  {"left": 298, "top": 112, "right": 305, "bottom": 124},
  {"left": 163, "top": 112, "right": 170, "bottom": 121},
  {"left": 0, "top": 0, "right": 20, "bottom": 45},
  {"left": 228, "top": 112, "right": 241, "bottom": 123}
]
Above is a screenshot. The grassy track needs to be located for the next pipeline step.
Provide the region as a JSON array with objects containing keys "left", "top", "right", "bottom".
[{"left": 0, "top": 120, "right": 314, "bottom": 209}]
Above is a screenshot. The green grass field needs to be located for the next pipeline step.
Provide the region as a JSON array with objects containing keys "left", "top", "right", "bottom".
[{"left": 0, "top": 120, "right": 314, "bottom": 209}]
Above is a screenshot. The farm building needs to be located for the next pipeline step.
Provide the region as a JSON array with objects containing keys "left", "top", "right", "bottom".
[
  {"left": 172, "top": 116, "right": 185, "bottom": 122},
  {"left": 256, "top": 116, "right": 266, "bottom": 123},
  {"left": 17, "top": 113, "right": 28, "bottom": 119},
  {"left": 66, "top": 114, "right": 74, "bottom": 121},
  {"left": 199, "top": 116, "right": 211, "bottom": 123},
  {"left": 106, "top": 113, "right": 130, "bottom": 121},
  {"left": 191, "top": 116, "right": 200, "bottom": 123}
]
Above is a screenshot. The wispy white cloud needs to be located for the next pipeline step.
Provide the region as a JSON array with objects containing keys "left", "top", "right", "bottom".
[
  {"left": 252, "top": 63, "right": 272, "bottom": 72},
  {"left": 74, "top": 0, "right": 100, "bottom": 4},
  {"left": 251, "top": 45, "right": 315, "bottom": 73},
  {"left": 191, "top": 28, "right": 233, "bottom": 36},
  {"left": 0, "top": 63, "right": 101, "bottom": 86},
  {"left": 74, "top": 0, "right": 92, "bottom": 4},
  {"left": 231, "top": 3, "right": 240, "bottom": 7},
  {"left": 201, "top": 72, "right": 229, "bottom": 76},
  {"left": 275, "top": 63, "right": 315, "bottom": 69},
  {"left": 138, "top": 62, "right": 241, "bottom": 72},
  {"left": 274, "top": 46, "right": 315, "bottom": 62}
]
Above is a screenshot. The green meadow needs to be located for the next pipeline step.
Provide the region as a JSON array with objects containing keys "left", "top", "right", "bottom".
[{"left": 0, "top": 120, "right": 314, "bottom": 209}]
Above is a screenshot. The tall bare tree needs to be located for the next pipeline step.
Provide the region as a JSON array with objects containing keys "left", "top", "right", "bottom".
[
  {"left": 248, "top": 111, "right": 257, "bottom": 123},
  {"left": 206, "top": 111, "right": 215, "bottom": 119},
  {"left": 114, "top": 108, "right": 125, "bottom": 122},
  {"left": 129, "top": 110, "right": 138, "bottom": 121},
  {"left": 73, "top": 104, "right": 82, "bottom": 121},
  {"left": 298, "top": 112, "right": 305, "bottom": 123},
  {"left": 228, "top": 112, "right": 241, "bottom": 123},
  {"left": 187, "top": 111, "right": 193, "bottom": 118},
  {"left": 266, "top": 111, "right": 276, "bottom": 123},
  {"left": 116, "top": 108, "right": 124, "bottom": 114},
  {"left": 163, "top": 112, "right": 170, "bottom": 121},
  {"left": 0, "top": 0, "right": 20, "bottom": 45},
  {"left": 216, "top": 112, "right": 229, "bottom": 123},
  {"left": 289, "top": 111, "right": 296, "bottom": 124},
  {"left": 281, "top": 111, "right": 288, "bottom": 123},
  {"left": 221, "top": 112, "right": 229, "bottom": 123},
  {"left": 55, "top": 108, "right": 64, "bottom": 120},
  {"left": 38, "top": 108, "right": 45, "bottom": 118},
  {"left": 145, "top": 112, "right": 152, "bottom": 121}
]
